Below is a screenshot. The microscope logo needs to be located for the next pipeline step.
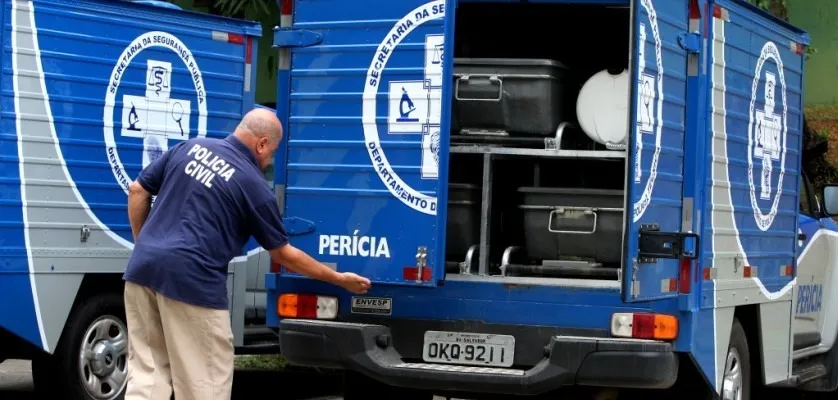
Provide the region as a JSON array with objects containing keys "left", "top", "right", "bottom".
[
  {"left": 104, "top": 31, "right": 208, "bottom": 195},
  {"left": 747, "top": 41, "right": 788, "bottom": 232},
  {"left": 387, "top": 34, "right": 444, "bottom": 181}
]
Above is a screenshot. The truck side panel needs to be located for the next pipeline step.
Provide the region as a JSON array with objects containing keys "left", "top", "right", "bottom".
[
  {"left": 0, "top": 0, "right": 43, "bottom": 351},
  {"left": 0, "top": 0, "right": 260, "bottom": 352},
  {"left": 702, "top": 0, "right": 807, "bottom": 389}
]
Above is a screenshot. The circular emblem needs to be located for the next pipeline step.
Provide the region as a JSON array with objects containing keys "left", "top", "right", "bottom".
[
  {"left": 362, "top": 0, "right": 445, "bottom": 216},
  {"left": 103, "top": 31, "right": 208, "bottom": 195},
  {"left": 632, "top": 0, "right": 665, "bottom": 222},
  {"left": 746, "top": 41, "right": 787, "bottom": 232}
]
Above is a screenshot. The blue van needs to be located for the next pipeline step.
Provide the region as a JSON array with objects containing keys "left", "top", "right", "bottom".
[
  {"left": 0, "top": 0, "right": 263, "bottom": 398},
  {"left": 268, "top": 0, "right": 838, "bottom": 399}
]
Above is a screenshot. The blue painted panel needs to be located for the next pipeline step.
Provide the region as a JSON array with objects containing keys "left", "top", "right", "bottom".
[
  {"left": 698, "top": 0, "right": 808, "bottom": 389},
  {"left": 0, "top": 0, "right": 260, "bottom": 349},
  {"left": 267, "top": 273, "right": 681, "bottom": 331},
  {"left": 282, "top": 0, "right": 451, "bottom": 285},
  {"left": 623, "top": 0, "right": 689, "bottom": 302},
  {"left": 459, "top": 0, "right": 628, "bottom": 4},
  {"left": 267, "top": 273, "right": 702, "bottom": 356},
  {"left": 128, "top": 0, "right": 183, "bottom": 10},
  {"left": 0, "top": 0, "right": 40, "bottom": 344},
  {"left": 716, "top": 0, "right": 805, "bottom": 292},
  {"left": 30, "top": 0, "right": 260, "bottom": 246}
]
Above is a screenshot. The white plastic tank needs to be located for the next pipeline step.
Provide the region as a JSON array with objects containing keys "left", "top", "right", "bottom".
[{"left": 575, "top": 69, "right": 630, "bottom": 147}]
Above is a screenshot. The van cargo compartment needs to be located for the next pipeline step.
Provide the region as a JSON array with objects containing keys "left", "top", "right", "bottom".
[
  {"left": 446, "top": 183, "right": 481, "bottom": 259},
  {"left": 518, "top": 187, "right": 624, "bottom": 264},
  {"left": 452, "top": 58, "right": 569, "bottom": 137}
]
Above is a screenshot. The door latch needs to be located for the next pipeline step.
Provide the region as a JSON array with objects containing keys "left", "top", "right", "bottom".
[
  {"left": 80, "top": 225, "right": 90, "bottom": 243},
  {"left": 415, "top": 246, "right": 428, "bottom": 283},
  {"left": 638, "top": 224, "right": 700, "bottom": 260}
]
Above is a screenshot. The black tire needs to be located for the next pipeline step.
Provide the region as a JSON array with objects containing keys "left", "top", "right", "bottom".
[
  {"left": 32, "top": 292, "right": 128, "bottom": 400},
  {"left": 717, "top": 318, "right": 751, "bottom": 400},
  {"left": 343, "top": 370, "right": 434, "bottom": 400},
  {"left": 656, "top": 318, "right": 751, "bottom": 400}
]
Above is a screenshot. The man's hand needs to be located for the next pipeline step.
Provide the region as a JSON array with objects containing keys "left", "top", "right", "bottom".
[{"left": 337, "top": 272, "right": 371, "bottom": 294}]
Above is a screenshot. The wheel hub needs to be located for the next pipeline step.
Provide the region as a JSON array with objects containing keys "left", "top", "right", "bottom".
[
  {"left": 721, "top": 348, "right": 743, "bottom": 400},
  {"left": 78, "top": 315, "right": 129, "bottom": 400},
  {"left": 89, "top": 341, "right": 116, "bottom": 376}
]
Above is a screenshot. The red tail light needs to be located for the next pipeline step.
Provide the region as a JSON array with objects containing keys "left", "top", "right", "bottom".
[
  {"left": 612, "top": 313, "right": 679, "bottom": 340},
  {"left": 278, "top": 294, "right": 337, "bottom": 319}
]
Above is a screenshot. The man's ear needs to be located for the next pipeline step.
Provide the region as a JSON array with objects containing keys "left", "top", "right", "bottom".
[{"left": 258, "top": 136, "right": 270, "bottom": 154}]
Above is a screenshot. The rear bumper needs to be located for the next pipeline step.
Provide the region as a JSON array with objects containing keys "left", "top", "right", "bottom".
[{"left": 278, "top": 319, "right": 678, "bottom": 395}]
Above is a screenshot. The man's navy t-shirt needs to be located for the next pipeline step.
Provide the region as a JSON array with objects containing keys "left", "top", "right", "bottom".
[{"left": 123, "top": 135, "right": 288, "bottom": 310}]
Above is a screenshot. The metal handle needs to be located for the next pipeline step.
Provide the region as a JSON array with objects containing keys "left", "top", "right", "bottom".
[
  {"left": 455, "top": 74, "right": 503, "bottom": 102},
  {"left": 548, "top": 207, "right": 598, "bottom": 234},
  {"left": 546, "top": 122, "right": 576, "bottom": 150}
]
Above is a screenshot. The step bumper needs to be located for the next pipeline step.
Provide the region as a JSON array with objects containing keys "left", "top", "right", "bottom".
[{"left": 278, "top": 319, "right": 678, "bottom": 395}]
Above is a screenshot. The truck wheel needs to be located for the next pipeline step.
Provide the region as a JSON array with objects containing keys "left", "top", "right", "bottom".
[
  {"left": 720, "top": 318, "right": 751, "bottom": 400},
  {"left": 32, "top": 292, "right": 128, "bottom": 400},
  {"left": 665, "top": 318, "right": 752, "bottom": 400}
]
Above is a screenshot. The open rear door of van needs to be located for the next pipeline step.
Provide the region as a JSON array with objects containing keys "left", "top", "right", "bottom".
[
  {"left": 276, "top": 0, "right": 454, "bottom": 286},
  {"left": 622, "top": 0, "right": 695, "bottom": 302}
]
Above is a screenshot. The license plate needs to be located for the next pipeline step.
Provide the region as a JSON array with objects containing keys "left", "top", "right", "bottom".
[{"left": 422, "top": 331, "right": 515, "bottom": 367}]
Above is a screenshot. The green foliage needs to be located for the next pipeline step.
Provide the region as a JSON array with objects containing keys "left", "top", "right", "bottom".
[
  {"left": 749, "top": 0, "right": 816, "bottom": 60},
  {"left": 804, "top": 45, "right": 817, "bottom": 61},
  {"left": 234, "top": 354, "right": 287, "bottom": 370},
  {"left": 751, "top": 0, "right": 786, "bottom": 11}
]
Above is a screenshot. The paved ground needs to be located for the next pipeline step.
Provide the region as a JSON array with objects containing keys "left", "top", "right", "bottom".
[
  {"left": 1, "top": 359, "right": 831, "bottom": 400},
  {"left": 0, "top": 360, "right": 30, "bottom": 395},
  {"left": 0, "top": 359, "right": 344, "bottom": 400}
]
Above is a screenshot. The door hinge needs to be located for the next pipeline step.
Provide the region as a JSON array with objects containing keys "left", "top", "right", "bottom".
[
  {"left": 638, "top": 224, "right": 700, "bottom": 260},
  {"left": 282, "top": 216, "right": 315, "bottom": 236},
  {"left": 273, "top": 28, "right": 323, "bottom": 48},
  {"left": 630, "top": 258, "right": 640, "bottom": 298},
  {"left": 678, "top": 32, "right": 701, "bottom": 53}
]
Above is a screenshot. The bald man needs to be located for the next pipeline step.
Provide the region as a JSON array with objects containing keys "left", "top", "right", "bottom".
[{"left": 122, "top": 108, "right": 371, "bottom": 400}]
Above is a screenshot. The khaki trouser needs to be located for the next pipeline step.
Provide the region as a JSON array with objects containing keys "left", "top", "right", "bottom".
[{"left": 123, "top": 281, "right": 234, "bottom": 400}]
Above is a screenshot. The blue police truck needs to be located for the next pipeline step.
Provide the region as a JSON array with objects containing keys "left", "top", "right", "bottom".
[
  {"left": 268, "top": 0, "right": 838, "bottom": 398},
  {"left": 0, "top": 0, "right": 271, "bottom": 398}
]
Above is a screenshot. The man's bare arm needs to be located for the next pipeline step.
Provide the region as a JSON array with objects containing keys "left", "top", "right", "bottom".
[
  {"left": 269, "top": 245, "right": 371, "bottom": 294},
  {"left": 269, "top": 244, "right": 343, "bottom": 284},
  {"left": 127, "top": 181, "right": 153, "bottom": 241}
]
